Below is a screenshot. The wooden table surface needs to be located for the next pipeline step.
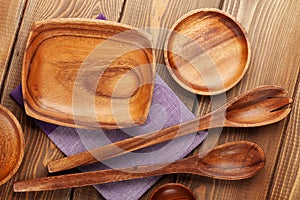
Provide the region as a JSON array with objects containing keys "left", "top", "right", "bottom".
[{"left": 0, "top": 0, "right": 299, "bottom": 199}]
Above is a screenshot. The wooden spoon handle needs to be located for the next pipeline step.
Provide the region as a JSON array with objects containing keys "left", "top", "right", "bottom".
[
  {"left": 14, "top": 141, "right": 266, "bottom": 192},
  {"left": 48, "top": 113, "right": 216, "bottom": 173},
  {"left": 15, "top": 158, "right": 194, "bottom": 192}
]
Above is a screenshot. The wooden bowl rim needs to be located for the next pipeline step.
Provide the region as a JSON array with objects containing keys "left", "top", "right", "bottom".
[
  {"left": 22, "top": 18, "right": 155, "bottom": 129},
  {"left": 30, "top": 18, "right": 153, "bottom": 40},
  {"left": 0, "top": 105, "right": 25, "bottom": 186},
  {"left": 164, "top": 8, "right": 251, "bottom": 95},
  {"left": 150, "top": 183, "right": 196, "bottom": 200}
]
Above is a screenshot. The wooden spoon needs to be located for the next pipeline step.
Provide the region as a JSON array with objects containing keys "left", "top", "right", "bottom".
[
  {"left": 47, "top": 85, "right": 291, "bottom": 173},
  {"left": 14, "top": 141, "right": 265, "bottom": 192}
]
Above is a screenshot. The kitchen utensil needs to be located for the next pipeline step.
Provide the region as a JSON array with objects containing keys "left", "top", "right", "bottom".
[
  {"left": 48, "top": 85, "right": 291, "bottom": 173},
  {"left": 14, "top": 141, "right": 265, "bottom": 192}
]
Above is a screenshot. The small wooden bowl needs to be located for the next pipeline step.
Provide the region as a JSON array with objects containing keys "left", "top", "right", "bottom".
[
  {"left": 150, "top": 183, "right": 196, "bottom": 200},
  {"left": 0, "top": 105, "right": 25, "bottom": 186},
  {"left": 164, "top": 8, "right": 250, "bottom": 95},
  {"left": 22, "top": 19, "right": 155, "bottom": 129}
]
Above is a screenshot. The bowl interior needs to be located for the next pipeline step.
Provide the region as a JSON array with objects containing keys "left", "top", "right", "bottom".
[
  {"left": 0, "top": 105, "right": 24, "bottom": 186},
  {"left": 165, "top": 9, "right": 250, "bottom": 95},
  {"left": 23, "top": 19, "right": 155, "bottom": 129},
  {"left": 150, "top": 183, "right": 196, "bottom": 200}
]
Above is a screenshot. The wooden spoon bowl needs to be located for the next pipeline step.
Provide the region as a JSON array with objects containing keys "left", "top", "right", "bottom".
[
  {"left": 150, "top": 183, "right": 196, "bottom": 200},
  {"left": 46, "top": 85, "right": 291, "bottom": 173},
  {"left": 164, "top": 8, "right": 250, "bottom": 95},
  {"left": 0, "top": 105, "right": 24, "bottom": 186},
  {"left": 13, "top": 141, "right": 265, "bottom": 192}
]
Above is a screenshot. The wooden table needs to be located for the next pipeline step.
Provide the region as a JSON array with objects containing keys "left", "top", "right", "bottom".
[{"left": 0, "top": 0, "right": 299, "bottom": 199}]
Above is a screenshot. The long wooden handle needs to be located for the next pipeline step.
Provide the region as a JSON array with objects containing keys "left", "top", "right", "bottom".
[
  {"left": 48, "top": 113, "right": 216, "bottom": 173},
  {"left": 15, "top": 141, "right": 266, "bottom": 192},
  {"left": 15, "top": 157, "right": 196, "bottom": 192}
]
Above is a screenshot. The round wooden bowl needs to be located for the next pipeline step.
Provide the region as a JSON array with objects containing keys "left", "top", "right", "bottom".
[
  {"left": 164, "top": 8, "right": 251, "bottom": 95},
  {"left": 0, "top": 105, "right": 25, "bottom": 186},
  {"left": 150, "top": 183, "right": 196, "bottom": 200}
]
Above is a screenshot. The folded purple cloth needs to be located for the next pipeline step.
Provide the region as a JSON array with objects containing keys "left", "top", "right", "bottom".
[{"left": 11, "top": 14, "right": 207, "bottom": 200}]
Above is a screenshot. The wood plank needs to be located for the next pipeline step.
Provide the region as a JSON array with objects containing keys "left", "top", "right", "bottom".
[
  {"left": 120, "top": 0, "right": 222, "bottom": 199},
  {"left": 269, "top": 71, "right": 300, "bottom": 197},
  {"left": 176, "top": 0, "right": 300, "bottom": 199},
  {"left": 1, "top": 1, "right": 297, "bottom": 200},
  {"left": 266, "top": 2, "right": 300, "bottom": 198},
  {"left": 0, "top": 0, "right": 125, "bottom": 200},
  {"left": 72, "top": 186, "right": 103, "bottom": 200},
  {"left": 0, "top": 0, "right": 25, "bottom": 87}
]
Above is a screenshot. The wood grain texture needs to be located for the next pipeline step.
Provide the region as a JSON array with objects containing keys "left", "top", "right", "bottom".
[
  {"left": 269, "top": 78, "right": 300, "bottom": 198},
  {"left": 178, "top": 0, "right": 300, "bottom": 199},
  {"left": 120, "top": 1, "right": 222, "bottom": 199},
  {"left": 0, "top": 0, "right": 125, "bottom": 199},
  {"left": 47, "top": 85, "right": 291, "bottom": 173},
  {"left": 0, "top": 0, "right": 298, "bottom": 199},
  {"left": 121, "top": 0, "right": 222, "bottom": 110},
  {"left": 266, "top": 2, "right": 300, "bottom": 198},
  {"left": 0, "top": 0, "right": 25, "bottom": 88},
  {"left": 73, "top": 186, "right": 102, "bottom": 200},
  {"left": 165, "top": 8, "right": 250, "bottom": 95},
  {"left": 23, "top": 18, "right": 154, "bottom": 129},
  {"left": 150, "top": 183, "right": 197, "bottom": 200},
  {"left": 14, "top": 141, "right": 266, "bottom": 191},
  {"left": 0, "top": 105, "right": 24, "bottom": 186}
]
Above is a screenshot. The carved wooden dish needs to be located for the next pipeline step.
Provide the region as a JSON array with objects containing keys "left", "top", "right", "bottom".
[
  {"left": 22, "top": 19, "right": 155, "bottom": 129},
  {"left": 150, "top": 183, "right": 196, "bottom": 200},
  {"left": 0, "top": 105, "right": 24, "bottom": 186},
  {"left": 164, "top": 8, "right": 250, "bottom": 95}
]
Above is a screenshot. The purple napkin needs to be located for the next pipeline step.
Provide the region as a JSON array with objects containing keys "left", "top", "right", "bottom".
[{"left": 11, "top": 14, "right": 207, "bottom": 200}]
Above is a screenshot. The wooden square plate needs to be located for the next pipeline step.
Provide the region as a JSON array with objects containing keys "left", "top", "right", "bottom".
[{"left": 22, "top": 19, "right": 155, "bottom": 129}]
